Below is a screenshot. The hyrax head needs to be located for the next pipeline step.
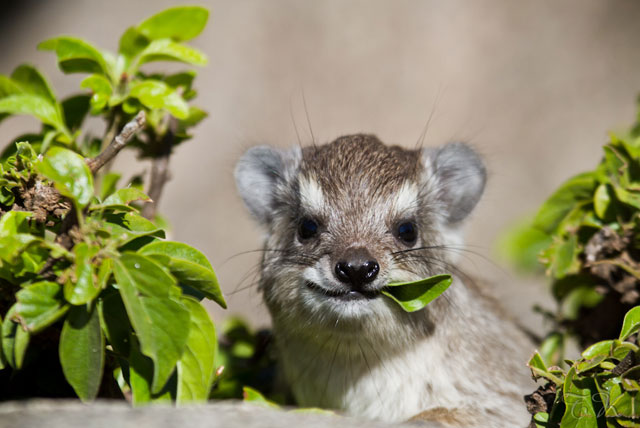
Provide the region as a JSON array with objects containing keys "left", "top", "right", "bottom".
[{"left": 235, "top": 134, "right": 486, "bottom": 329}]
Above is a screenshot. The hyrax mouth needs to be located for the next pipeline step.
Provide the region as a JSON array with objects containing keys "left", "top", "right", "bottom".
[{"left": 305, "top": 281, "right": 380, "bottom": 301}]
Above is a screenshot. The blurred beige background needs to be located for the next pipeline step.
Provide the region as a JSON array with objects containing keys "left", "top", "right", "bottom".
[{"left": 2, "top": 0, "right": 640, "bottom": 332}]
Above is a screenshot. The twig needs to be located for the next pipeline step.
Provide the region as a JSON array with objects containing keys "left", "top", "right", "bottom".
[
  {"left": 101, "top": 110, "right": 121, "bottom": 153},
  {"left": 86, "top": 111, "right": 146, "bottom": 173},
  {"left": 98, "top": 110, "right": 122, "bottom": 176},
  {"left": 141, "top": 116, "right": 176, "bottom": 220}
]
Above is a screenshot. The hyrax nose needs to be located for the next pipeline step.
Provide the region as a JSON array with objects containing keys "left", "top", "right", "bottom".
[{"left": 334, "top": 247, "right": 380, "bottom": 290}]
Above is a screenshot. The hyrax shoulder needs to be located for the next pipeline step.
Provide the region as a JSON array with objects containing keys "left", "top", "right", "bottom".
[{"left": 235, "top": 134, "right": 533, "bottom": 427}]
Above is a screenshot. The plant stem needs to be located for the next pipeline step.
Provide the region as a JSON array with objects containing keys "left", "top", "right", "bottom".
[
  {"left": 86, "top": 111, "right": 146, "bottom": 174},
  {"left": 141, "top": 116, "right": 176, "bottom": 220}
]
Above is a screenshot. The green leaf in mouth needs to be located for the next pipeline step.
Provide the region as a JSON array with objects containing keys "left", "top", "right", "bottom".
[{"left": 381, "top": 274, "right": 452, "bottom": 312}]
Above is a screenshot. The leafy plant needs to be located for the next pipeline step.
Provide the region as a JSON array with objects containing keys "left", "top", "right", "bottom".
[
  {"left": 526, "top": 306, "right": 640, "bottom": 428},
  {"left": 0, "top": 6, "right": 225, "bottom": 404},
  {"left": 210, "top": 317, "right": 279, "bottom": 402},
  {"left": 499, "top": 103, "right": 640, "bottom": 365}
]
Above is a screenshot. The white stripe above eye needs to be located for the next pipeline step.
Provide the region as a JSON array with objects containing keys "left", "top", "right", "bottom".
[
  {"left": 392, "top": 181, "right": 418, "bottom": 216},
  {"left": 299, "top": 175, "right": 325, "bottom": 213}
]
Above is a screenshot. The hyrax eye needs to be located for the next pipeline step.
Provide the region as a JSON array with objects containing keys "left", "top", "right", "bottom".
[
  {"left": 395, "top": 222, "right": 417, "bottom": 246},
  {"left": 298, "top": 218, "right": 319, "bottom": 240}
]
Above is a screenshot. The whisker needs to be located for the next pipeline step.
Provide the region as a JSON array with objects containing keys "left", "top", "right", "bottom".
[
  {"left": 301, "top": 89, "right": 317, "bottom": 148},
  {"left": 415, "top": 86, "right": 443, "bottom": 150},
  {"left": 391, "top": 244, "right": 509, "bottom": 276},
  {"left": 289, "top": 92, "right": 303, "bottom": 148}
]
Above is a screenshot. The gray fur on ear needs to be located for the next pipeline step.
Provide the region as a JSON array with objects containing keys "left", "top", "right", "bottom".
[
  {"left": 422, "top": 142, "right": 487, "bottom": 224},
  {"left": 234, "top": 145, "right": 300, "bottom": 226}
]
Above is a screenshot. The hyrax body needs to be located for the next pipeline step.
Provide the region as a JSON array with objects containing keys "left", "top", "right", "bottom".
[{"left": 235, "top": 134, "right": 533, "bottom": 427}]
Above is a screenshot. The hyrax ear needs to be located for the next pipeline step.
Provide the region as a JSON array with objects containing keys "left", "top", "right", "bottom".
[
  {"left": 234, "top": 145, "right": 301, "bottom": 226},
  {"left": 421, "top": 142, "right": 487, "bottom": 224}
]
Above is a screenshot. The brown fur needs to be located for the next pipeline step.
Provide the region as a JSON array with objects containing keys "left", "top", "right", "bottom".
[{"left": 301, "top": 134, "right": 421, "bottom": 198}]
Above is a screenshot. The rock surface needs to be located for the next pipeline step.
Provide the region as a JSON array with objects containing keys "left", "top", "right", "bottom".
[{"left": 0, "top": 400, "right": 417, "bottom": 428}]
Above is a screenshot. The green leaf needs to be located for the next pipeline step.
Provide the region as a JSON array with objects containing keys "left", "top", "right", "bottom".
[
  {"left": 176, "top": 296, "right": 217, "bottom": 403},
  {"left": 0, "top": 94, "right": 66, "bottom": 132},
  {"left": 100, "top": 211, "right": 165, "bottom": 245},
  {"left": 582, "top": 340, "right": 614, "bottom": 360},
  {"left": 527, "top": 351, "right": 564, "bottom": 385},
  {"left": 0, "top": 75, "right": 22, "bottom": 98},
  {"left": 101, "top": 187, "right": 151, "bottom": 207},
  {"left": 0, "top": 210, "right": 32, "bottom": 234},
  {"left": 98, "top": 291, "right": 131, "bottom": 357},
  {"left": 561, "top": 367, "right": 599, "bottom": 428},
  {"left": 614, "top": 186, "right": 640, "bottom": 210},
  {"left": 1, "top": 305, "right": 30, "bottom": 369},
  {"left": 61, "top": 94, "right": 91, "bottom": 131},
  {"left": 593, "top": 183, "right": 614, "bottom": 220},
  {"left": 182, "top": 106, "right": 207, "bottom": 127},
  {"left": 118, "top": 27, "right": 150, "bottom": 60},
  {"left": 607, "top": 391, "right": 640, "bottom": 419},
  {"left": 129, "top": 80, "right": 189, "bottom": 119},
  {"left": 139, "top": 241, "right": 226, "bottom": 308},
  {"left": 0, "top": 211, "right": 36, "bottom": 261},
  {"left": 620, "top": 306, "right": 640, "bottom": 341},
  {"left": 621, "top": 367, "right": 640, "bottom": 392},
  {"left": 539, "top": 332, "right": 565, "bottom": 367},
  {"left": 242, "top": 386, "right": 280, "bottom": 409},
  {"left": 137, "top": 6, "right": 209, "bottom": 42},
  {"left": 80, "top": 74, "right": 112, "bottom": 113},
  {"left": 17, "top": 242, "right": 50, "bottom": 276},
  {"left": 138, "top": 39, "right": 207, "bottom": 66},
  {"left": 0, "top": 235, "right": 36, "bottom": 263},
  {"left": 603, "top": 145, "right": 629, "bottom": 184},
  {"left": 99, "top": 172, "right": 121, "bottom": 200},
  {"left": 41, "top": 130, "right": 61, "bottom": 152},
  {"left": 113, "top": 253, "right": 190, "bottom": 393},
  {"left": 164, "top": 71, "right": 196, "bottom": 90},
  {"left": 63, "top": 243, "right": 101, "bottom": 305},
  {"left": 38, "top": 37, "right": 109, "bottom": 76},
  {"left": 15, "top": 281, "right": 69, "bottom": 333},
  {"left": 613, "top": 342, "right": 639, "bottom": 361},
  {"left": 36, "top": 146, "right": 94, "bottom": 208},
  {"left": 545, "top": 234, "right": 581, "bottom": 279},
  {"left": 576, "top": 355, "right": 606, "bottom": 374},
  {"left": 128, "top": 338, "right": 174, "bottom": 404},
  {"left": 533, "top": 172, "right": 597, "bottom": 234},
  {"left": 59, "top": 305, "right": 104, "bottom": 401},
  {"left": 495, "top": 217, "right": 551, "bottom": 273},
  {"left": 529, "top": 351, "right": 548, "bottom": 371},
  {"left": 381, "top": 274, "right": 452, "bottom": 312},
  {"left": 0, "top": 314, "right": 4, "bottom": 370},
  {"left": 533, "top": 412, "right": 549, "bottom": 428},
  {"left": 11, "top": 64, "right": 57, "bottom": 104},
  {"left": 617, "top": 417, "right": 640, "bottom": 427}
]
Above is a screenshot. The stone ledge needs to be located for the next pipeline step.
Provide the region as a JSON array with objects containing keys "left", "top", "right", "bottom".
[{"left": 0, "top": 400, "right": 418, "bottom": 428}]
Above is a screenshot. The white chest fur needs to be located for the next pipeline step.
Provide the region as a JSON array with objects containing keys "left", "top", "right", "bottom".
[
  {"left": 273, "top": 291, "right": 533, "bottom": 427},
  {"left": 279, "top": 334, "right": 479, "bottom": 422}
]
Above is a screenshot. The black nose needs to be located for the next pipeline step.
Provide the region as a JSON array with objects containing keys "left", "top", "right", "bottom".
[{"left": 334, "top": 249, "right": 380, "bottom": 290}]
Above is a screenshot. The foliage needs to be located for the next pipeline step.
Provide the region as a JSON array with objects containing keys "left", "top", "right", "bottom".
[
  {"left": 382, "top": 274, "right": 452, "bottom": 312},
  {"left": 210, "top": 317, "right": 280, "bottom": 403},
  {"left": 526, "top": 306, "right": 640, "bottom": 428},
  {"left": 499, "top": 103, "right": 640, "bottom": 365},
  {"left": 0, "top": 6, "right": 225, "bottom": 404},
  {"left": 497, "top": 101, "right": 640, "bottom": 426}
]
